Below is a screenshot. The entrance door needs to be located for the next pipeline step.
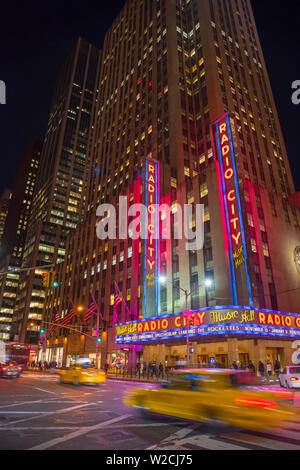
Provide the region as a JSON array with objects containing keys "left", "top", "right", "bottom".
[
  {"left": 215, "top": 354, "right": 228, "bottom": 369},
  {"left": 266, "top": 348, "right": 284, "bottom": 371},
  {"left": 198, "top": 355, "right": 209, "bottom": 366},
  {"left": 239, "top": 353, "right": 249, "bottom": 370}
]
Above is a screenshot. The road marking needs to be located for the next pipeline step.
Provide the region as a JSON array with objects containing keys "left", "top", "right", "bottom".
[
  {"left": 147, "top": 424, "right": 198, "bottom": 450},
  {"left": 219, "top": 431, "right": 300, "bottom": 450},
  {"left": 34, "top": 388, "right": 58, "bottom": 395},
  {"left": 0, "top": 427, "right": 81, "bottom": 431},
  {"left": 0, "top": 411, "right": 52, "bottom": 415},
  {"left": 29, "top": 414, "right": 132, "bottom": 450},
  {"left": 0, "top": 398, "right": 60, "bottom": 409},
  {"left": 170, "top": 433, "right": 249, "bottom": 450},
  {"left": 0, "top": 403, "right": 93, "bottom": 427}
]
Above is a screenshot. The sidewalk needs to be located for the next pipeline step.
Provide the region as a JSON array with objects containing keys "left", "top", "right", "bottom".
[{"left": 107, "top": 373, "right": 166, "bottom": 384}]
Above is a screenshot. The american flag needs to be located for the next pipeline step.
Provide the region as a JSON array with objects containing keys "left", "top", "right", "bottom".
[
  {"left": 60, "top": 302, "right": 76, "bottom": 327},
  {"left": 113, "top": 293, "right": 122, "bottom": 323},
  {"left": 50, "top": 308, "right": 60, "bottom": 334},
  {"left": 84, "top": 294, "right": 98, "bottom": 323}
]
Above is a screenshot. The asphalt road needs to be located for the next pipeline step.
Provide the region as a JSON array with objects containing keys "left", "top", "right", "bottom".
[{"left": 0, "top": 373, "right": 300, "bottom": 450}]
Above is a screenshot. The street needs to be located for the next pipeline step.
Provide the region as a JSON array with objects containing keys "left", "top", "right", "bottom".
[{"left": 0, "top": 373, "right": 300, "bottom": 450}]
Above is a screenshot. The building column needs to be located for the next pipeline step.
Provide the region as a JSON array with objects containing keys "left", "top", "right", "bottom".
[
  {"left": 227, "top": 338, "right": 239, "bottom": 366},
  {"left": 251, "top": 340, "right": 265, "bottom": 372},
  {"left": 127, "top": 345, "right": 137, "bottom": 372}
]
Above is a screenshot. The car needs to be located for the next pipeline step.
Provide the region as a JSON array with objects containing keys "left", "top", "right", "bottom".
[
  {"left": 0, "top": 361, "right": 22, "bottom": 379},
  {"left": 59, "top": 361, "right": 106, "bottom": 386},
  {"left": 279, "top": 366, "right": 300, "bottom": 389},
  {"left": 124, "top": 368, "right": 297, "bottom": 431}
]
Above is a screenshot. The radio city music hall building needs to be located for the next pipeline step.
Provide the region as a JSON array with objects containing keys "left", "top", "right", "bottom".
[{"left": 43, "top": 0, "right": 300, "bottom": 370}]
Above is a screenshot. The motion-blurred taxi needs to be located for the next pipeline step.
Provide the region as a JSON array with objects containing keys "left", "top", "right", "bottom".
[
  {"left": 59, "top": 359, "right": 106, "bottom": 386},
  {"left": 124, "top": 369, "right": 296, "bottom": 430}
]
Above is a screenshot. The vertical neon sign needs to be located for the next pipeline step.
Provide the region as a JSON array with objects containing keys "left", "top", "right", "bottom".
[
  {"left": 144, "top": 158, "right": 160, "bottom": 318},
  {"left": 212, "top": 114, "right": 253, "bottom": 307}
]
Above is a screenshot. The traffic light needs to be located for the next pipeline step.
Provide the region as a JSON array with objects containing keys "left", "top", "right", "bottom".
[
  {"left": 97, "top": 337, "right": 102, "bottom": 343},
  {"left": 42, "top": 272, "right": 50, "bottom": 287},
  {"left": 52, "top": 272, "right": 59, "bottom": 288}
]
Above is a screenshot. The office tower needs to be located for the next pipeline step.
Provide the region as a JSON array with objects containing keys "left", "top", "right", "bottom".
[
  {"left": 12, "top": 38, "right": 102, "bottom": 345},
  {"left": 43, "top": 0, "right": 300, "bottom": 370},
  {"left": 0, "top": 189, "right": 12, "bottom": 247},
  {"left": 0, "top": 141, "right": 42, "bottom": 340}
]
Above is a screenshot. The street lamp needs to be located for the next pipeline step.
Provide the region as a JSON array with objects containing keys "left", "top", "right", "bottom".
[{"left": 159, "top": 276, "right": 213, "bottom": 367}]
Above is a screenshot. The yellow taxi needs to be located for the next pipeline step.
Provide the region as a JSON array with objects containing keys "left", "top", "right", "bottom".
[
  {"left": 59, "top": 360, "right": 106, "bottom": 386},
  {"left": 124, "top": 369, "right": 296, "bottom": 430}
]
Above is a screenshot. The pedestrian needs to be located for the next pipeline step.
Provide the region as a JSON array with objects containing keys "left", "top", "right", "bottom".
[
  {"left": 136, "top": 362, "right": 141, "bottom": 378},
  {"left": 267, "top": 360, "right": 272, "bottom": 379},
  {"left": 142, "top": 362, "right": 147, "bottom": 378},
  {"left": 258, "top": 361, "right": 265, "bottom": 379},
  {"left": 104, "top": 363, "right": 109, "bottom": 374},
  {"left": 158, "top": 362, "right": 164, "bottom": 379},
  {"left": 248, "top": 360, "right": 255, "bottom": 375},
  {"left": 50, "top": 361, "right": 55, "bottom": 374},
  {"left": 274, "top": 360, "right": 281, "bottom": 378},
  {"left": 231, "top": 361, "right": 238, "bottom": 370}
]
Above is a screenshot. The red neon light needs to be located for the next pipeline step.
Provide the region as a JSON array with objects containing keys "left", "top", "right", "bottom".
[
  {"left": 218, "top": 121, "right": 243, "bottom": 252},
  {"left": 235, "top": 397, "right": 277, "bottom": 409},
  {"left": 146, "top": 161, "right": 158, "bottom": 274}
]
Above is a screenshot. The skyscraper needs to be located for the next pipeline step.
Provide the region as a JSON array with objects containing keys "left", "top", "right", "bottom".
[
  {"left": 0, "top": 140, "right": 42, "bottom": 341},
  {"left": 43, "top": 0, "right": 300, "bottom": 370},
  {"left": 0, "top": 189, "right": 12, "bottom": 248},
  {"left": 12, "top": 38, "right": 102, "bottom": 344}
]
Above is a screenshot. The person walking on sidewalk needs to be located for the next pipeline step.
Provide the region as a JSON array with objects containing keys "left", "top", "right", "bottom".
[
  {"left": 158, "top": 362, "right": 164, "bottom": 379},
  {"left": 258, "top": 361, "right": 265, "bottom": 380},
  {"left": 274, "top": 360, "right": 281, "bottom": 379},
  {"left": 136, "top": 362, "right": 141, "bottom": 379},
  {"left": 267, "top": 360, "right": 272, "bottom": 379}
]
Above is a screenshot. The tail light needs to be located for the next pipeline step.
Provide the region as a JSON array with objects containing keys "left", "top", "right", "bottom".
[
  {"left": 17, "top": 367, "right": 22, "bottom": 371},
  {"left": 235, "top": 396, "right": 277, "bottom": 409},
  {"left": 290, "top": 377, "right": 299, "bottom": 381},
  {"left": 1, "top": 367, "right": 7, "bottom": 372}
]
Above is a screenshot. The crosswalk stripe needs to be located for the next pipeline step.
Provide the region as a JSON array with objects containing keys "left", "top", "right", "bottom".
[
  {"left": 177, "top": 434, "right": 249, "bottom": 450},
  {"left": 258, "top": 427, "right": 300, "bottom": 443},
  {"left": 219, "top": 431, "right": 300, "bottom": 450}
]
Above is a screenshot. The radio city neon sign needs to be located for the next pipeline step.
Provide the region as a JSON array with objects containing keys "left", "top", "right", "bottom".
[
  {"left": 218, "top": 121, "right": 242, "bottom": 249},
  {"left": 213, "top": 113, "right": 252, "bottom": 306},
  {"left": 146, "top": 161, "right": 158, "bottom": 272},
  {"left": 144, "top": 157, "right": 160, "bottom": 318},
  {"left": 115, "top": 307, "right": 300, "bottom": 342}
]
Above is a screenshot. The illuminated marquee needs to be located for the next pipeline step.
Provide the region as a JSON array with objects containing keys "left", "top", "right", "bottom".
[
  {"left": 212, "top": 114, "right": 252, "bottom": 307},
  {"left": 144, "top": 158, "right": 160, "bottom": 318},
  {"left": 115, "top": 307, "right": 300, "bottom": 344}
]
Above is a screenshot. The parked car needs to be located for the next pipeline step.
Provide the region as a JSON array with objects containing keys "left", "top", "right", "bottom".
[
  {"left": 279, "top": 366, "right": 300, "bottom": 389},
  {"left": 124, "top": 368, "right": 296, "bottom": 431},
  {"left": 0, "top": 361, "right": 22, "bottom": 379}
]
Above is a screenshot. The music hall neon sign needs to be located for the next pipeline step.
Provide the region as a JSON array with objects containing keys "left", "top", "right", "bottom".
[
  {"left": 213, "top": 114, "right": 253, "bottom": 307},
  {"left": 144, "top": 158, "right": 160, "bottom": 319}
]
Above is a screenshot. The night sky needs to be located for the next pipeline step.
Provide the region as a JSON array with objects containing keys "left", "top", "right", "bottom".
[{"left": 0, "top": 0, "right": 299, "bottom": 195}]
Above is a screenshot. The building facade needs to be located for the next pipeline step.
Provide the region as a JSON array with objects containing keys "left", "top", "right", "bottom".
[
  {"left": 0, "top": 141, "right": 42, "bottom": 341},
  {"left": 42, "top": 0, "right": 300, "bottom": 372},
  {"left": 0, "top": 189, "right": 12, "bottom": 249},
  {"left": 12, "top": 38, "right": 102, "bottom": 345}
]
